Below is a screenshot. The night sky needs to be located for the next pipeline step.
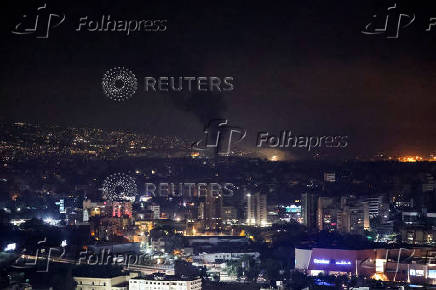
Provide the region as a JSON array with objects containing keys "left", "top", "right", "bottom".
[{"left": 1, "top": 0, "right": 435, "bottom": 158}]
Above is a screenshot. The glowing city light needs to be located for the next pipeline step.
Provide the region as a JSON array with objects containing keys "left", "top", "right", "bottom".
[
  {"left": 314, "top": 259, "right": 330, "bottom": 264},
  {"left": 43, "top": 217, "right": 60, "bottom": 226},
  {"left": 270, "top": 155, "right": 279, "bottom": 161},
  {"left": 336, "top": 260, "right": 351, "bottom": 265},
  {"left": 398, "top": 155, "right": 423, "bottom": 162},
  {"left": 371, "top": 273, "right": 388, "bottom": 281},
  {"left": 4, "top": 243, "right": 16, "bottom": 252}
]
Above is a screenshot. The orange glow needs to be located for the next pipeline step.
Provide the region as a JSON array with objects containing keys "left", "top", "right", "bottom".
[
  {"left": 398, "top": 155, "right": 423, "bottom": 162},
  {"left": 371, "top": 273, "right": 388, "bottom": 281},
  {"left": 270, "top": 155, "right": 279, "bottom": 161},
  {"left": 191, "top": 152, "right": 200, "bottom": 158}
]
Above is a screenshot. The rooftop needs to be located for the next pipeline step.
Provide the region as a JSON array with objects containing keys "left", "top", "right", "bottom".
[{"left": 131, "top": 274, "right": 201, "bottom": 281}]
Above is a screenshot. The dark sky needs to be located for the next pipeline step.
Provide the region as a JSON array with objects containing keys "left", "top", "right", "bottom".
[{"left": 0, "top": 0, "right": 435, "bottom": 158}]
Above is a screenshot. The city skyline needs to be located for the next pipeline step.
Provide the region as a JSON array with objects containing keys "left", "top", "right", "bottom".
[{"left": 0, "top": 1, "right": 435, "bottom": 158}]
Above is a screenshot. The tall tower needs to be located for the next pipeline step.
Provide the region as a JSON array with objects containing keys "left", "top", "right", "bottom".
[
  {"left": 246, "top": 192, "right": 268, "bottom": 226},
  {"left": 302, "top": 192, "right": 318, "bottom": 230},
  {"left": 203, "top": 188, "right": 223, "bottom": 230}
]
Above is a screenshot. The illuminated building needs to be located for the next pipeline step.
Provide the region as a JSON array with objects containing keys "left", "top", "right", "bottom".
[
  {"left": 74, "top": 272, "right": 138, "bottom": 290},
  {"left": 82, "top": 200, "right": 109, "bottom": 222},
  {"left": 221, "top": 206, "right": 237, "bottom": 224},
  {"left": 55, "top": 199, "right": 66, "bottom": 214},
  {"left": 112, "top": 201, "right": 132, "bottom": 218},
  {"left": 129, "top": 274, "right": 202, "bottom": 290},
  {"left": 246, "top": 192, "right": 268, "bottom": 227},
  {"left": 336, "top": 197, "right": 370, "bottom": 234},
  {"left": 323, "top": 172, "right": 336, "bottom": 183},
  {"left": 147, "top": 204, "right": 160, "bottom": 219},
  {"left": 295, "top": 247, "right": 436, "bottom": 283},
  {"left": 365, "top": 196, "right": 384, "bottom": 218},
  {"left": 201, "top": 187, "right": 223, "bottom": 230},
  {"left": 317, "top": 197, "right": 336, "bottom": 231}
]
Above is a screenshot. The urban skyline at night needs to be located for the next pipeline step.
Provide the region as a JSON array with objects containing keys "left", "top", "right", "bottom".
[{"left": 1, "top": 0, "right": 436, "bottom": 289}]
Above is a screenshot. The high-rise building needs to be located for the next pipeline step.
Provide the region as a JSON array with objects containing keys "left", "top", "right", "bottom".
[
  {"left": 197, "top": 187, "right": 223, "bottom": 230},
  {"left": 302, "top": 192, "right": 318, "bottom": 230},
  {"left": 198, "top": 202, "right": 205, "bottom": 220},
  {"left": 246, "top": 192, "right": 268, "bottom": 227},
  {"left": 148, "top": 204, "right": 160, "bottom": 219},
  {"left": 366, "top": 196, "right": 383, "bottom": 218},
  {"left": 317, "top": 197, "right": 336, "bottom": 231},
  {"left": 337, "top": 201, "right": 370, "bottom": 234},
  {"left": 221, "top": 206, "right": 237, "bottom": 224},
  {"left": 112, "top": 201, "right": 132, "bottom": 218}
]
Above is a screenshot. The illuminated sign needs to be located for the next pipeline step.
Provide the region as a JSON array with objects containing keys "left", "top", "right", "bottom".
[
  {"left": 313, "top": 259, "right": 330, "bottom": 264},
  {"left": 285, "top": 205, "right": 301, "bottom": 213},
  {"left": 336, "top": 260, "right": 351, "bottom": 265},
  {"left": 410, "top": 269, "right": 425, "bottom": 277},
  {"left": 429, "top": 270, "right": 436, "bottom": 279},
  {"left": 376, "top": 259, "right": 386, "bottom": 272},
  {"left": 4, "top": 243, "right": 16, "bottom": 251}
]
